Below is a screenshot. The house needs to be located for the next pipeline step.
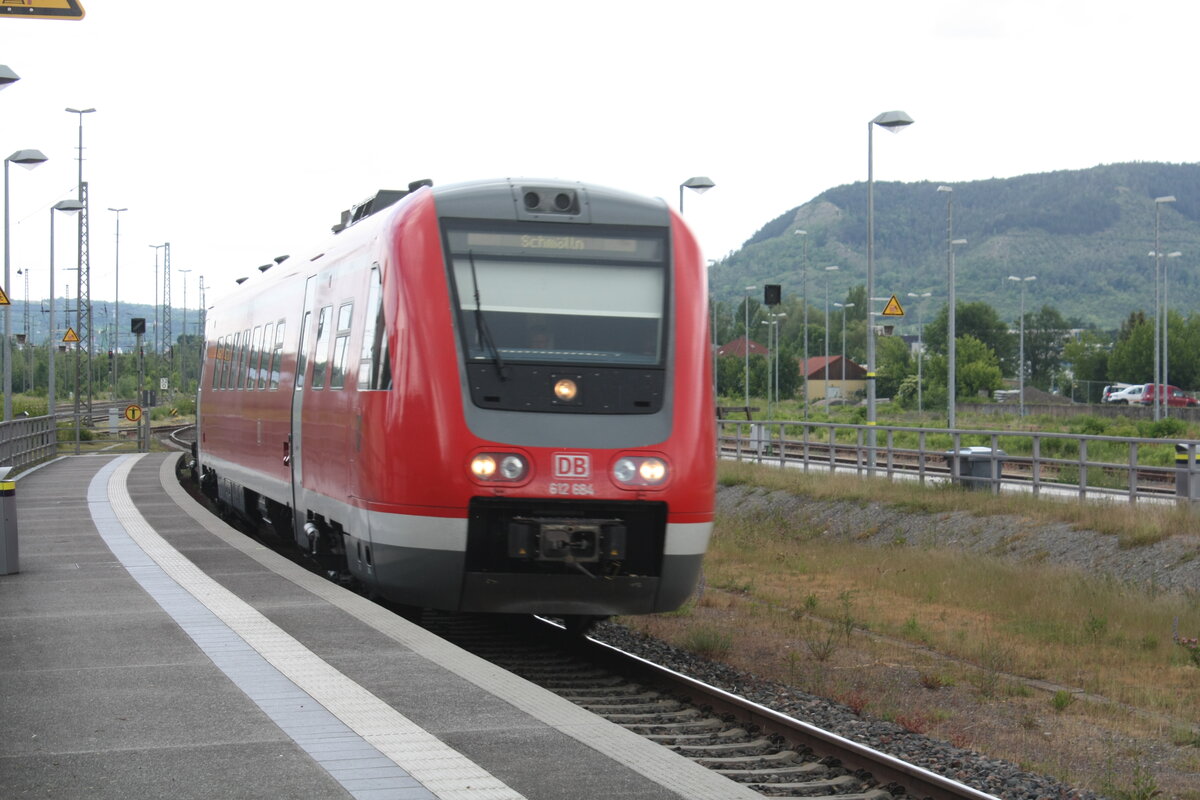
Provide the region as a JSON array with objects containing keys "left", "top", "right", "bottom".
[
  {"left": 716, "top": 336, "right": 769, "bottom": 359},
  {"left": 801, "top": 355, "right": 867, "bottom": 403}
]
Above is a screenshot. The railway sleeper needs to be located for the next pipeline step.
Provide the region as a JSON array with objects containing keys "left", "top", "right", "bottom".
[
  {"left": 590, "top": 700, "right": 686, "bottom": 719},
  {"left": 646, "top": 728, "right": 751, "bottom": 745},
  {"left": 623, "top": 717, "right": 726, "bottom": 735},
  {"left": 746, "top": 774, "right": 864, "bottom": 794},
  {"left": 698, "top": 749, "right": 801, "bottom": 768},
  {"left": 669, "top": 736, "right": 776, "bottom": 756},
  {"left": 571, "top": 691, "right": 664, "bottom": 705},
  {"left": 719, "top": 762, "right": 828, "bottom": 781},
  {"left": 552, "top": 681, "right": 647, "bottom": 696}
]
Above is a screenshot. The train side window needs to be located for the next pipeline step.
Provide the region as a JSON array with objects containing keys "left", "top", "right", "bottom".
[
  {"left": 258, "top": 323, "right": 273, "bottom": 389},
  {"left": 296, "top": 311, "right": 311, "bottom": 391},
  {"left": 331, "top": 302, "right": 353, "bottom": 389},
  {"left": 212, "top": 337, "right": 224, "bottom": 389},
  {"left": 270, "top": 320, "right": 285, "bottom": 389},
  {"left": 226, "top": 332, "right": 240, "bottom": 389},
  {"left": 237, "top": 328, "right": 251, "bottom": 389},
  {"left": 311, "top": 305, "right": 332, "bottom": 390},
  {"left": 358, "top": 265, "right": 391, "bottom": 391},
  {"left": 249, "top": 325, "right": 264, "bottom": 388}
]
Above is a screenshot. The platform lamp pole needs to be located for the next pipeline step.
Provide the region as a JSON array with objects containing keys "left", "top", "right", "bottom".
[
  {"left": 49, "top": 199, "right": 85, "bottom": 420},
  {"left": 1162, "top": 250, "right": 1181, "bottom": 418},
  {"left": 906, "top": 292, "right": 931, "bottom": 414},
  {"left": 795, "top": 230, "right": 810, "bottom": 418},
  {"left": 743, "top": 285, "right": 755, "bottom": 411},
  {"left": 4, "top": 148, "right": 49, "bottom": 422},
  {"left": 823, "top": 266, "right": 838, "bottom": 403},
  {"left": 867, "top": 112, "right": 914, "bottom": 474},
  {"left": 678, "top": 176, "right": 715, "bottom": 213},
  {"left": 1006, "top": 275, "right": 1036, "bottom": 417}
]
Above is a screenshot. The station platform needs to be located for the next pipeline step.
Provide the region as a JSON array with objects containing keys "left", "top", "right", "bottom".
[{"left": 1, "top": 453, "right": 757, "bottom": 800}]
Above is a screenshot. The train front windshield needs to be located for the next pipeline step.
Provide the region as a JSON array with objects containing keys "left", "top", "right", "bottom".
[{"left": 446, "top": 226, "right": 669, "bottom": 367}]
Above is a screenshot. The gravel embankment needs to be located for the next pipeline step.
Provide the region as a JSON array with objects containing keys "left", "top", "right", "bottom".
[{"left": 592, "top": 485, "right": 1200, "bottom": 800}]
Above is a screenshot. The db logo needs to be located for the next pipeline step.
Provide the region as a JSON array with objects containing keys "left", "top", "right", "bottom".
[{"left": 553, "top": 453, "right": 591, "bottom": 479}]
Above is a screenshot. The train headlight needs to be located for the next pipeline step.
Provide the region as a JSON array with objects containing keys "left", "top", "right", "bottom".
[
  {"left": 471, "top": 454, "right": 497, "bottom": 478},
  {"left": 554, "top": 378, "right": 578, "bottom": 402},
  {"left": 612, "top": 455, "right": 669, "bottom": 488},
  {"left": 470, "top": 452, "right": 528, "bottom": 483}
]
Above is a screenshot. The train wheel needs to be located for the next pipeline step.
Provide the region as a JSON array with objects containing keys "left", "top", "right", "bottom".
[{"left": 561, "top": 615, "right": 606, "bottom": 637}]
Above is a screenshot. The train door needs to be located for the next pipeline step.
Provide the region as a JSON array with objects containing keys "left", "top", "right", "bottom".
[{"left": 289, "top": 275, "right": 317, "bottom": 548}]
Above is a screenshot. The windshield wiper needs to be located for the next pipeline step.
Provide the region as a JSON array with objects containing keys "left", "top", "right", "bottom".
[{"left": 468, "top": 251, "right": 507, "bottom": 382}]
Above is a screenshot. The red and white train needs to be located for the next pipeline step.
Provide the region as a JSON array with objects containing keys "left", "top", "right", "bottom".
[{"left": 195, "top": 178, "right": 715, "bottom": 625}]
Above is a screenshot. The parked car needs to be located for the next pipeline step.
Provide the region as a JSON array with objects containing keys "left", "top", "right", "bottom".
[
  {"left": 1107, "top": 384, "right": 1147, "bottom": 405},
  {"left": 1138, "top": 384, "right": 1199, "bottom": 407},
  {"left": 1101, "top": 383, "right": 1134, "bottom": 403}
]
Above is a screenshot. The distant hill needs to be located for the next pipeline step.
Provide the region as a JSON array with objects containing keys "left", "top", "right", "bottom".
[{"left": 708, "top": 162, "right": 1200, "bottom": 329}]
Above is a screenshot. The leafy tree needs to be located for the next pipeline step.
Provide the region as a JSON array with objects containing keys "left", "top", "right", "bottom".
[
  {"left": 1062, "top": 330, "right": 1111, "bottom": 402},
  {"left": 1022, "top": 305, "right": 1070, "bottom": 389},
  {"left": 923, "top": 301, "right": 1014, "bottom": 369},
  {"left": 1108, "top": 316, "right": 1154, "bottom": 383}
]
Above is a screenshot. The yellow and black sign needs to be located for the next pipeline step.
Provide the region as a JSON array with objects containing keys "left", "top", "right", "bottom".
[
  {"left": 0, "top": 286, "right": 9, "bottom": 305},
  {"left": 63, "top": 327, "right": 80, "bottom": 343},
  {"left": 881, "top": 295, "right": 905, "bottom": 317},
  {"left": 124, "top": 404, "right": 143, "bottom": 423},
  {"left": 0, "top": 1, "right": 85, "bottom": 20}
]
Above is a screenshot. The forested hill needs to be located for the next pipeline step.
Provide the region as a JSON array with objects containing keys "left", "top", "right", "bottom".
[{"left": 708, "top": 162, "right": 1200, "bottom": 329}]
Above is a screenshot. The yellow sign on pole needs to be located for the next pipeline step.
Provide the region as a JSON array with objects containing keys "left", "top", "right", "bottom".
[
  {"left": 63, "top": 327, "right": 80, "bottom": 343},
  {"left": 0, "top": 286, "right": 9, "bottom": 305},
  {"left": 0, "top": 1, "right": 85, "bottom": 20},
  {"left": 881, "top": 295, "right": 905, "bottom": 317},
  {"left": 124, "top": 405, "right": 143, "bottom": 423}
]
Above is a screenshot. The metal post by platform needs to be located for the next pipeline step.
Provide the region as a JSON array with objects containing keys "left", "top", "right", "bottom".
[{"left": 0, "top": 466, "right": 17, "bottom": 575}]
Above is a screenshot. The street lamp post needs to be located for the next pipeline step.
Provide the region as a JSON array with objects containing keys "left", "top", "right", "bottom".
[
  {"left": 937, "top": 185, "right": 967, "bottom": 429},
  {"left": 1007, "top": 275, "right": 1036, "bottom": 418},
  {"left": 907, "top": 292, "right": 931, "bottom": 414},
  {"left": 150, "top": 243, "right": 168, "bottom": 354},
  {"left": 834, "top": 302, "right": 854, "bottom": 397},
  {"left": 743, "top": 285, "right": 756, "bottom": 411},
  {"left": 678, "top": 176, "right": 715, "bottom": 213},
  {"left": 1152, "top": 195, "right": 1175, "bottom": 421},
  {"left": 179, "top": 268, "right": 192, "bottom": 393},
  {"left": 823, "top": 266, "right": 838, "bottom": 403},
  {"left": 49, "top": 200, "right": 85, "bottom": 419},
  {"left": 795, "top": 229, "right": 810, "bottom": 418},
  {"left": 108, "top": 207, "right": 127, "bottom": 398},
  {"left": 867, "top": 111, "right": 913, "bottom": 462},
  {"left": 1162, "top": 250, "right": 1182, "bottom": 417},
  {"left": 4, "top": 148, "right": 49, "bottom": 421}
]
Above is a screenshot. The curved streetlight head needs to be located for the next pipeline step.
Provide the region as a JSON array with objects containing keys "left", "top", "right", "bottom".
[
  {"left": 937, "top": 185, "right": 952, "bottom": 193},
  {"left": 872, "top": 110, "right": 914, "bottom": 131},
  {"left": 6, "top": 148, "right": 48, "bottom": 168},
  {"left": 907, "top": 291, "right": 932, "bottom": 298},
  {"left": 951, "top": 238, "right": 967, "bottom": 246},
  {"left": 1007, "top": 275, "right": 1036, "bottom": 282},
  {"left": 108, "top": 207, "right": 128, "bottom": 213},
  {"left": 681, "top": 176, "right": 715, "bottom": 194},
  {"left": 53, "top": 199, "right": 85, "bottom": 214},
  {"left": 65, "top": 107, "right": 96, "bottom": 114},
  {"left": 825, "top": 265, "right": 839, "bottom": 272},
  {"left": 0, "top": 65, "right": 18, "bottom": 90},
  {"left": 1155, "top": 195, "right": 1177, "bottom": 204},
  {"left": 1167, "top": 251, "right": 1182, "bottom": 258},
  {"left": 834, "top": 302, "right": 855, "bottom": 309},
  {"left": 794, "top": 229, "right": 807, "bottom": 236}
]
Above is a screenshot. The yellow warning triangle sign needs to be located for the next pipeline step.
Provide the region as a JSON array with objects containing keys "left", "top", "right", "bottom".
[
  {"left": 0, "top": 286, "right": 9, "bottom": 305},
  {"left": 881, "top": 295, "right": 905, "bottom": 317},
  {"left": 63, "top": 327, "right": 80, "bottom": 343}
]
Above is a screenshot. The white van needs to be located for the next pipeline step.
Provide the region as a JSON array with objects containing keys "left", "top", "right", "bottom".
[{"left": 1107, "top": 384, "right": 1146, "bottom": 405}]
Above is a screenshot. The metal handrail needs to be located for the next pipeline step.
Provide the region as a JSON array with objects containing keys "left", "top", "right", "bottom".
[{"left": 721, "top": 418, "right": 1199, "bottom": 506}]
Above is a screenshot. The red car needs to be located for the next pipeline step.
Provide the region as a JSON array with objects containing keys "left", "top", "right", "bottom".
[{"left": 1138, "top": 384, "right": 1199, "bottom": 407}]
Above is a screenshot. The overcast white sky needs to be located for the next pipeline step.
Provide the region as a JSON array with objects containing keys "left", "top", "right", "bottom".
[{"left": 3, "top": 0, "right": 1198, "bottom": 313}]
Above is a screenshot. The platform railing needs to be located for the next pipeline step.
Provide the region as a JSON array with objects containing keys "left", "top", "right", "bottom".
[
  {"left": 719, "top": 418, "right": 1200, "bottom": 507},
  {"left": 0, "top": 415, "right": 58, "bottom": 475}
]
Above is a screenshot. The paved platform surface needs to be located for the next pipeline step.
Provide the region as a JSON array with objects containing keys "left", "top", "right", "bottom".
[{"left": 1, "top": 453, "right": 758, "bottom": 800}]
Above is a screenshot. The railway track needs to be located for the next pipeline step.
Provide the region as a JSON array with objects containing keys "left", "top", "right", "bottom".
[{"left": 419, "top": 612, "right": 999, "bottom": 800}]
